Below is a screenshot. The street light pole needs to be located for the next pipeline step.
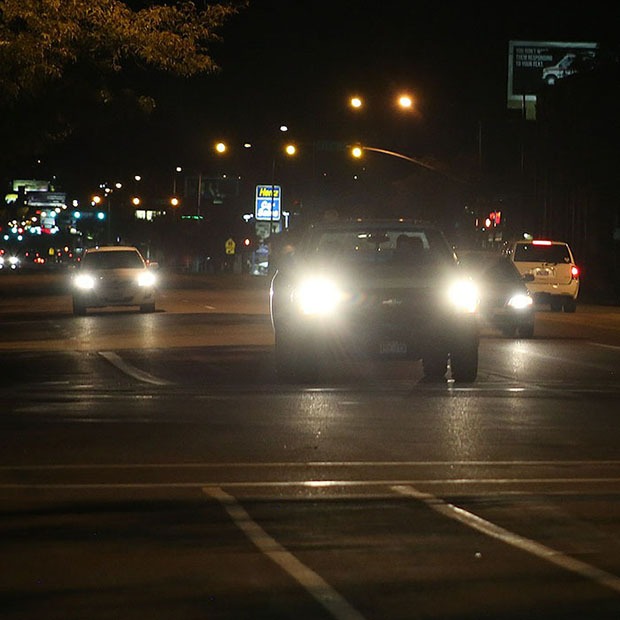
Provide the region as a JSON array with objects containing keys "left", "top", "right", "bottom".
[{"left": 351, "top": 145, "right": 469, "bottom": 185}]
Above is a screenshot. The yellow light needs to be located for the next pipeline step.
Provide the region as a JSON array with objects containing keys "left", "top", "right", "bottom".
[
  {"left": 397, "top": 94, "right": 413, "bottom": 109},
  {"left": 215, "top": 142, "right": 227, "bottom": 153},
  {"left": 285, "top": 144, "right": 296, "bottom": 156},
  {"left": 91, "top": 195, "right": 102, "bottom": 205},
  {"left": 132, "top": 197, "right": 141, "bottom": 206},
  {"left": 170, "top": 197, "right": 180, "bottom": 207},
  {"left": 351, "top": 146, "right": 363, "bottom": 158},
  {"left": 350, "top": 96, "right": 363, "bottom": 109}
]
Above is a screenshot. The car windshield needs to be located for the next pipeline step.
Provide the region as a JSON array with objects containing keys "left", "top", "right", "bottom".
[
  {"left": 81, "top": 251, "right": 144, "bottom": 270},
  {"left": 302, "top": 227, "right": 454, "bottom": 270},
  {"left": 513, "top": 243, "right": 571, "bottom": 263}
]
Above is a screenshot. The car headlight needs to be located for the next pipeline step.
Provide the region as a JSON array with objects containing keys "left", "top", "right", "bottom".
[
  {"left": 137, "top": 271, "right": 157, "bottom": 287},
  {"left": 447, "top": 279, "right": 479, "bottom": 314},
  {"left": 294, "top": 277, "right": 343, "bottom": 315},
  {"left": 507, "top": 293, "right": 533, "bottom": 310},
  {"left": 8, "top": 256, "right": 19, "bottom": 268},
  {"left": 74, "top": 274, "right": 96, "bottom": 290}
]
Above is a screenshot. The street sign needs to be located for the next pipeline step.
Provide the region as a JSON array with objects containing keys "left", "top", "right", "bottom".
[
  {"left": 225, "top": 238, "right": 236, "bottom": 255},
  {"left": 255, "top": 185, "right": 281, "bottom": 221}
]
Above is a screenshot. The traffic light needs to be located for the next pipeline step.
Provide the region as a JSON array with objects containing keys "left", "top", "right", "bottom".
[{"left": 485, "top": 211, "right": 502, "bottom": 228}]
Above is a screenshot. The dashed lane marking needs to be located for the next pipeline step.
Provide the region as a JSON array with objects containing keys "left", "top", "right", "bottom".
[
  {"left": 392, "top": 484, "right": 620, "bottom": 595},
  {"left": 203, "top": 486, "right": 367, "bottom": 620},
  {"left": 99, "top": 351, "right": 173, "bottom": 386}
]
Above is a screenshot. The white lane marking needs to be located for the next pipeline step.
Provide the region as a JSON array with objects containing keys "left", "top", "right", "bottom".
[
  {"left": 3, "top": 459, "right": 620, "bottom": 471},
  {"left": 3, "top": 477, "right": 620, "bottom": 490},
  {"left": 392, "top": 484, "right": 620, "bottom": 595},
  {"left": 589, "top": 342, "right": 620, "bottom": 351},
  {"left": 203, "top": 486, "right": 366, "bottom": 620},
  {"left": 98, "top": 351, "right": 173, "bottom": 386}
]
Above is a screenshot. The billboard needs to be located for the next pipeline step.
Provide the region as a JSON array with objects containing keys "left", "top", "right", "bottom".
[
  {"left": 507, "top": 41, "right": 598, "bottom": 116},
  {"left": 255, "top": 184, "right": 281, "bottom": 221}
]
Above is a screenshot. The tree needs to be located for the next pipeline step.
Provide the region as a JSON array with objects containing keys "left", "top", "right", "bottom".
[{"left": 0, "top": 0, "right": 247, "bottom": 173}]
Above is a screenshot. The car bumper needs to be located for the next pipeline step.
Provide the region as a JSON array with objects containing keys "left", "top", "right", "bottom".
[
  {"left": 526, "top": 281, "right": 579, "bottom": 300},
  {"left": 74, "top": 287, "right": 156, "bottom": 308},
  {"left": 276, "top": 312, "right": 479, "bottom": 360}
]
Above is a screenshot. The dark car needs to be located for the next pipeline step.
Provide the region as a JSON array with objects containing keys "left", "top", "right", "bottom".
[
  {"left": 269, "top": 219, "right": 480, "bottom": 383},
  {"left": 458, "top": 251, "right": 535, "bottom": 338}
]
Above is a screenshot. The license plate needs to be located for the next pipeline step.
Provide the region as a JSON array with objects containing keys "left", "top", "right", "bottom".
[{"left": 380, "top": 341, "right": 407, "bottom": 355}]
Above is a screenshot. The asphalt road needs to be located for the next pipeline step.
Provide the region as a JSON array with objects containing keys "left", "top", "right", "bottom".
[{"left": 1, "top": 272, "right": 619, "bottom": 619}]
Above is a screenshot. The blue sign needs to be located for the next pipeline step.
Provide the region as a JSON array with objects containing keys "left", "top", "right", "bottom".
[{"left": 255, "top": 185, "right": 281, "bottom": 221}]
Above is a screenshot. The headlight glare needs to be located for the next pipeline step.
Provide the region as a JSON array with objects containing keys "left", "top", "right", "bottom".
[
  {"left": 507, "top": 293, "right": 533, "bottom": 310},
  {"left": 138, "top": 271, "right": 156, "bottom": 287},
  {"left": 74, "top": 274, "right": 95, "bottom": 290},
  {"left": 447, "top": 279, "right": 479, "bottom": 314},
  {"left": 295, "top": 277, "right": 342, "bottom": 315}
]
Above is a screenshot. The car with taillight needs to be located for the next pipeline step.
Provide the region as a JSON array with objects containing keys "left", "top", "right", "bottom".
[
  {"left": 506, "top": 239, "right": 579, "bottom": 312},
  {"left": 270, "top": 219, "right": 480, "bottom": 383}
]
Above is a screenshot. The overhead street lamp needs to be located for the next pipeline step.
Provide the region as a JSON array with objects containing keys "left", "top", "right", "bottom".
[
  {"left": 93, "top": 181, "right": 122, "bottom": 244},
  {"left": 349, "top": 144, "right": 468, "bottom": 185},
  {"left": 348, "top": 92, "right": 415, "bottom": 112},
  {"left": 172, "top": 166, "right": 182, "bottom": 195}
]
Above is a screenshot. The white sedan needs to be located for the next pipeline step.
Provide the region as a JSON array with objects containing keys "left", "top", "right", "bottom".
[{"left": 71, "top": 246, "right": 158, "bottom": 315}]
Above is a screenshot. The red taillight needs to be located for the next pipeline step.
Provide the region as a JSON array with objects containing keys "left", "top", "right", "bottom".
[{"left": 571, "top": 266, "right": 579, "bottom": 279}]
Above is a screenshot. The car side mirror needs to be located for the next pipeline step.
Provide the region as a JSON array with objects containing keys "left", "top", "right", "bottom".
[{"left": 148, "top": 262, "right": 159, "bottom": 270}]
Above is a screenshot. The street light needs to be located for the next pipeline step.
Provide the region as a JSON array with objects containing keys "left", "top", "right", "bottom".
[
  {"left": 268, "top": 129, "right": 297, "bottom": 240},
  {"left": 93, "top": 182, "right": 122, "bottom": 244},
  {"left": 351, "top": 145, "right": 363, "bottom": 159},
  {"left": 350, "top": 96, "right": 363, "bottom": 109},
  {"left": 349, "top": 144, "right": 468, "bottom": 184},
  {"left": 397, "top": 94, "right": 414, "bottom": 110},
  {"left": 172, "top": 166, "right": 182, "bottom": 194}
]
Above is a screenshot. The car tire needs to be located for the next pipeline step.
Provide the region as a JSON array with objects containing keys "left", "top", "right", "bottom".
[
  {"left": 550, "top": 297, "right": 563, "bottom": 312},
  {"left": 422, "top": 352, "right": 448, "bottom": 381},
  {"left": 72, "top": 297, "right": 87, "bottom": 316},
  {"left": 140, "top": 302, "right": 156, "bottom": 313},
  {"left": 563, "top": 298, "right": 577, "bottom": 313},
  {"left": 274, "top": 328, "right": 318, "bottom": 383},
  {"left": 501, "top": 326, "right": 517, "bottom": 338},
  {"left": 517, "top": 323, "right": 535, "bottom": 339},
  {"left": 449, "top": 338, "right": 479, "bottom": 383}
]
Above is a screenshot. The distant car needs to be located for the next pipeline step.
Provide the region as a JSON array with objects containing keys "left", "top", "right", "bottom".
[
  {"left": 458, "top": 251, "right": 535, "bottom": 338},
  {"left": 269, "top": 219, "right": 480, "bottom": 383},
  {"left": 71, "top": 246, "right": 158, "bottom": 315},
  {"left": 0, "top": 253, "right": 20, "bottom": 271},
  {"left": 507, "top": 239, "right": 579, "bottom": 312}
]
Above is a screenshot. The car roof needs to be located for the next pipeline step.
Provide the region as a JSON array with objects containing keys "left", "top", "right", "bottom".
[
  {"left": 84, "top": 245, "right": 141, "bottom": 254},
  {"left": 514, "top": 240, "right": 569, "bottom": 246},
  {"left": 307, "top": 218, "right": 439, "bottom": 231}
]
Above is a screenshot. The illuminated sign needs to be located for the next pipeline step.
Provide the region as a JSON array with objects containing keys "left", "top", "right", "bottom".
[
  {"left": 26, "top": 192, "right": 67, "bottom": 208},
  {"left": 255, "top": 185, "right": 281, "bottom": 221},
  {"left": 12, "top": 179, "right": 49, "bottom": 192},
  {"left": 507, "top": 41, "right": 598, "bottom": 117}
]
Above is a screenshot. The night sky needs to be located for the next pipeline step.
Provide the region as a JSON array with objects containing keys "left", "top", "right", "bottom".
[{"left": 47, "top": 1, "right": 620, "bottom": 203}]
